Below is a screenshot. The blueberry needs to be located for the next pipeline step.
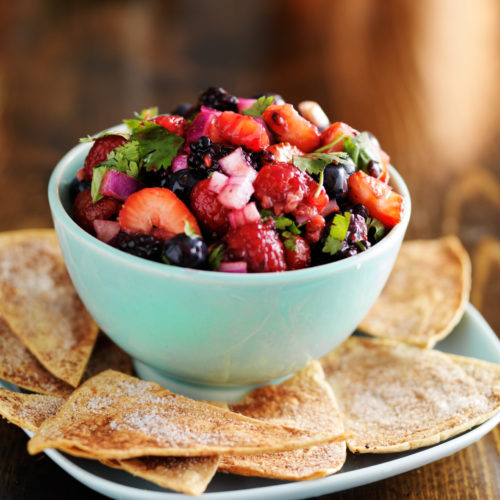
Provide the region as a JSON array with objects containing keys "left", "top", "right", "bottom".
[
  {"left": 69, "top": 178, "right": 91, "bottom": 202},
  {"left": 342, "top": 157, "right": 357, "bottom": 176},
  {"left": 323, "top": 163, "right": 348, "bottom": 200},
  {"left": 163, "top": 234, "right": 208, "bottom": 269},
  {"left": 367, "top": 160, "right": 382, "bottom": 179},
  {"left": 165, "top": 169, "right": 204, "bottom": 203}
]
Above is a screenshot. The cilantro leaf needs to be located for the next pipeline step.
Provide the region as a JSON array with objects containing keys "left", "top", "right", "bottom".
[
  {"left": 90, "top": 166, "right": 110, "bottom": 203},
  {"left": 366, "top": 217, "right": 385, "bottom": 242},
  {"left": 131, "top": 124, "right": 185, "bottom": 171},
  {"left": 292, "top": 151, "right": 350, "bottom": 176},
  {"left": 282, "top": 231, "right": 298, "bottom": 252},
  {"left": 242, "top": 96, "right": 275, "bottom": 118},
  {"left": 140, "top": 107, "right": 159, "bottom": 119},
  {"left": 208, "top": 243, "right": 225, "bottom": 270},
  {"left": 322, "top": 213, "right": 351, "bottom": 256},
  {"left": 184, "top": 219, "right": 201, "bottom": 239},
  {"left": 343, "top": 132, "right": 381, "bottom": 171},
  {"left": 260, "top": 209, "right": 273, "bottom": 220},
  {"left": 274, "top": 216, "right": 301, "bottom": 235}
]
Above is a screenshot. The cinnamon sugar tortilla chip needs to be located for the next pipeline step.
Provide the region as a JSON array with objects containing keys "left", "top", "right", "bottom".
[
  {"left": 219, "top": 361, "right": 346, "bottom": 480},
  {"left": 0, "top": 229, "right": 99, "bottom": 386},
  {"left": 358, "top": 236, "right": 471, "bottom": 348},
  {"left": 28, "top": 370, "right": 344, "bottom": 459},
  {"left": 0, "top": 388, "right": 64, "bottom": 431},
  {"left": 321, "top": 336, "right": 500, "bottom": 453}
]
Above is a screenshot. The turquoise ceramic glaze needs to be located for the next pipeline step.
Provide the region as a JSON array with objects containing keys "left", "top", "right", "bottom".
[{"left": 48, "top": 127, "right": 411, "bottom": 398}]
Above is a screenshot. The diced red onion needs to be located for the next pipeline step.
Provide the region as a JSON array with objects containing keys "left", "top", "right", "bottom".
[
  {"left": 219, "top": 148, "right": 257, "bottom": 182},
  {"left": 217, "top": 176, "right": 254, "bottom": 210},
  {"left": 172, "top": 155, "right": 188, "bottom": 172},
  {"left": 207, "top": 171, "right": 229, "bottom": 194},
  {"left": 218, "top": 261, "right": 248, "bottom": 273},
  {"left": 186, "top": 108, "right": 221, "bottom": 144},
  {"left": 93, "top": 220, "right": 120, "bottom": 245},
  {"left": 100, "top": 170, "right": 143, "bottom": 201},
  {"left": 228, "top": 202, "right": 261, "bottom": 229},
  {"left": 237, "top": 98, "right": 257, "bottom": 113},
  {"left": 322, "top": 199, "right": 340, "bottom": 217}
]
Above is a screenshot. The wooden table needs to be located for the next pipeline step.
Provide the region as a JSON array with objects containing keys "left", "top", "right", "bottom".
[{"left": 1, "top": 1, "right": 499, "bottom": 498}]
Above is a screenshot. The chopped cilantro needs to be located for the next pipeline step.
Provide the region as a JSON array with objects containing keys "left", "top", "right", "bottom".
[
  {"left": 292, "top": 151, "right": 350, "bottom": 177},
  {"left": 366, "top": 217, "right": 385, "bottom": 242},
  {"left": 322, "top": 213, "right": 351, "bottom": 256},
  {"left": 208, "top": 243, "right": 225, "bottom": 270},
  {"left": 241, "top": 96, "right": 275, "bottom": 118},
  {"left": 260, "top": 209, "right": 273, "bottom": 220},
  {"left": 274, "top": 216, "right": 301, "bottom": 235},
  {"left": 343, "top": 132, "right": 381, "bottom": 171},
  {"left": 282, "top": 231, "right": 298, "bottom": 252},
  {"left": 90, "top": 166, "right": 109, "bottom": 203}
]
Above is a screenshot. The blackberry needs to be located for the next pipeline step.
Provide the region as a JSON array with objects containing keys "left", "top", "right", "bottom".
[
  {"left": 116, "top": 232, "right": 163, "bottom": 262},
  {"left": 171, "top": 103, "right": 196, "bottom": 119},
  {"left": 199, "top": 87, "right": 238, "bottom": 112},
  {"left": 163, "top": 234, "right": 208, "bottom": 269},
  {"left": 187, "top": 136, "right": 235, "bottom": 175}
]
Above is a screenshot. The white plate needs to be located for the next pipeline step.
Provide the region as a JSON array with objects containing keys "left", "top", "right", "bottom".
[{"left": 4, "top": 303, "right": 500, "bottom": 500}]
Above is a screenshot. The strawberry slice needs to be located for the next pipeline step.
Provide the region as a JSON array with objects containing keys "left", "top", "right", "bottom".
[
  {"left": 262, "top": 104, "right": 320, "bottom": 153},
  {"left": 264, "top": 142, "right": 304, "bottom": 164},
  {"left": 215, "top": 111, "right": 271, "bottom": 151},
  {"left": 347, "top": 171, "right": 404, "bottom": 228},
  {"left": 319, "top": 122, "right": 357, "bottom": 153},
  {"left": 151, "top": 115, "right": 188, "bottom": 137},
  {"left": 118, "top": 187, "right": 200, "bottom": 236}
]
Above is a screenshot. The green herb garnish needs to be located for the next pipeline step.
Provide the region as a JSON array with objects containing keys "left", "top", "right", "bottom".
[
  {"left": 242, "top": 96, "right": 275, "bottom": 118},
  {"left": 282, "top": 231, "right": 298, "bottom": 252},
  {"left": 343, "top": 132, "right": 381, "bottom": 171},
  {"left": 208, "top": 243, "right": 225, "bottom": 270},
  {"left": 366, "top": 217, "right": 385, "bottom": 242},
  {"left": 184, "top": 219, "right": 201, "bottom": 239},
  {"left": 322, "top": 212, "right": 351, "bottom": 256}
]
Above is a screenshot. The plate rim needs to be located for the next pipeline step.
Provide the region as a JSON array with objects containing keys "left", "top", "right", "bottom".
[{"left": 7, "top": 303, "right": 500, "bottom": 500}]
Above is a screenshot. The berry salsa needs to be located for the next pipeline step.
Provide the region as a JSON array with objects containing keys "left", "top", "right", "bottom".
[{"left": 71, "top": 87, "right": 404, "bottom": 273}]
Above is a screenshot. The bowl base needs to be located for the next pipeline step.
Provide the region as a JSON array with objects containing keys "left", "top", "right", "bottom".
[{"left": 133, "top": 360, "right": 290, "bottom": 403}]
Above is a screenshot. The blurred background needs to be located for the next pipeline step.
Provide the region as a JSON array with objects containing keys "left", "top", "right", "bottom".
[{"left": 0, "top": 0, "right": 499, "bottom": 332}]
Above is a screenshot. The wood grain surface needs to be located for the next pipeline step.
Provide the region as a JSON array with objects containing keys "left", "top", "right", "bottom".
[{"left": 0, "top": 1, "right": 499, "bottom": 498}]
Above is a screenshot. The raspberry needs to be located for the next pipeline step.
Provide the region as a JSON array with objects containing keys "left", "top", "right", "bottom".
[
  {"left": 283, "top": 234, "right": 311, "bottom": 270},
  {"left": 72, "top": 190, "right": 121, "bottom": 234},
  {"left": 224, "top": 221, "right": 287, "bottom": 273},
  {"left": 82, "top": 135, "right": 128, "bottom": 181},
  {"left": 253, "top": 162, "right": 329, "bottom": 220},
  {"left": 189, "top": 179, "right": 230, "bottom": 237}
]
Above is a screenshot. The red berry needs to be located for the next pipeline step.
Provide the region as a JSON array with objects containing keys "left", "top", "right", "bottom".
[
  {"left": 190, "top": 179, "right": 230, "bottom": 237},
  {"left": 347, "top": 171, "right": 404, "bottom": 228},
  {"left": 253, "top": 162, "right": 329, "bottom": 220},
  {"left": 283, "top": 234, "right": 311, "bottom": 270},
  {"left": 150, "top": 115, "right": 188, "bottom": 137},
  {"left": 118, "top": 187, "right": 200, "bottom": 236},
  {"left": 262, "top": 104, "right": 320, "bottom": 152},
  {"left": 215, "top": 111, "right": 271, "bottom": 151},
  {"left": 82, "top": 135, "right": 127, "bottom": 181},
  {"left": 72, "top": 190, "right": 121, "bottom": 234},
  {"left": 224, "top": 221, "right": 287, "bottom": 273}
]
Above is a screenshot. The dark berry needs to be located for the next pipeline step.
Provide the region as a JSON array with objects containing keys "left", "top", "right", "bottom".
[
  {"left": 187, "top": 136, "right": 235, "bottom": 175},
  {"left": 171, "top": 103, "right": 196, "bottom": 118},
  {"left": 367, "top": 160, "right": 382, "bottom": 179},
  {"left": 199, "top": 87, "right": 238, "bottom": 112},
  {"left": 70, "top": 178, "right": 91, "bottom": 202},
  {"left": 82, "top": 135, "right": 128, "bottom": 180},
  {"left": 323, "top": 163, "right": 348, "bottom": 200},
  {"left": 115, "top": 232, "right": 163, "bottom": 262},
  {"left": 251, "top": 92, "right": 286, "bottom": 105},
  {"left": 140, "top": 169, "right": 169, "bottom": 188},
  {"left": 72, "top": 190, "right": 121, "bottom": 234},
  {"left": 163, "top": 234, "right": 208, "bottom": 269},
  {"left": 350, "top": 204, "right": 369, "bottom": 219},
  {"left": 165, "top": 169, "right": 204, "bottom": 204},
  {"left": 342, "top": 157, "right": 357, "bottom": 176}
]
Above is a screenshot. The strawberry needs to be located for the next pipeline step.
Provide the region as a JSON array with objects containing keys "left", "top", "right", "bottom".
[
  {"left": 379, "top": 148, "right": 390, "bottom": 183},
  {"left": 82, "top": 135, "right": 128, "bottom": 181},
  {"left": 283, "top": 234, "right": 311, "bottom": 270},
  {"left": 150, "top": 115, "right": 188, "bottom": 137},
  {"left": 224, "top": 221, "right": 287, "bottom": 273},
  {"left": 319, "top": 122, "right": 357, "bottom": 153},
  {"left": 215, "top": 111, "right": 271, "bottom": 151},
  {"left": 347, "top": 171, "right": 404, "bottom": 228},
  {"left": 264, "top": 142, "right": 304, "bottom": 165},
  {"left": 190, "top": 179, "right": 230, "bottom": 237},
  {"left": 72, "top": 190, "right": 121, "bottom": 234},
  {"left": 262, "top": 104, "right": 320, "bottom": 153},
  {"left": 118, "top": 187, "right": 200, "bottom": 236}
]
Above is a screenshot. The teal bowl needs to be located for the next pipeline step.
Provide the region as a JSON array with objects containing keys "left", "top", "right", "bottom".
[{"left": 48, "top": 130, "right": 411, "bottom": 400}]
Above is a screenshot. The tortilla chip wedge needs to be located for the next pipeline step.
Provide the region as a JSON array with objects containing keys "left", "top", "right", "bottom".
[
  {"left": 28, "top": 370, "right": 344, "bottom": 459},
  {"left": 219, "top": 361, "right": 346, "bottom": 480},
  {"left": 358, "top": 236, "right": 471, "bottom": 348},
  {"left": 321, "top": 336, "right": 500, "bottom": 453},
  {"left": 0, "top": 387, "right": 64, "bottom": 431},
  {"left": 0, "top": 229, "right": 99, "bottom": 386}
]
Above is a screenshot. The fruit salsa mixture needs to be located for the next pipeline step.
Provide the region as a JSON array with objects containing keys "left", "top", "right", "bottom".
[{"left": 71, "top": 87, "right": 404, "bottom": 273}]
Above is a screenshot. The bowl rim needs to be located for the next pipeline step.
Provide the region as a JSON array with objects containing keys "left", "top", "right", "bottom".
[{"left": 48, "top": 126, "right": 412, "bottom": 285}]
